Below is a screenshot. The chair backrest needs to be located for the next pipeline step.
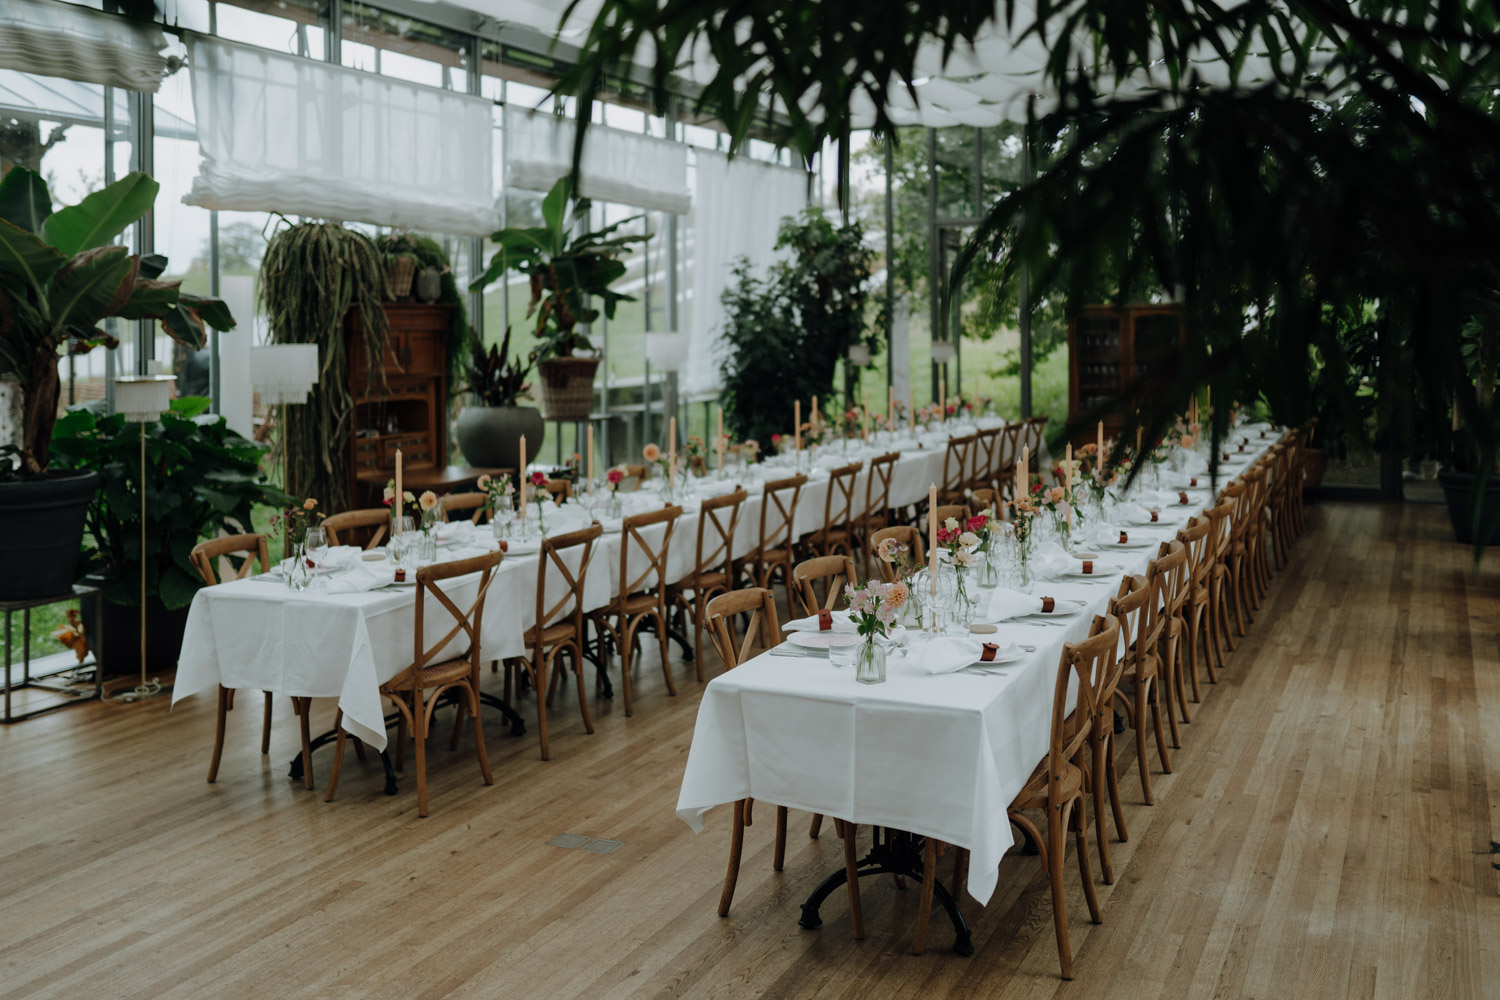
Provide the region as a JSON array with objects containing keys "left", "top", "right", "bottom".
[
  {"left": 705, "top": 587, "right": 782, "bottom": 668},
  {"left": 1204, "top": 499, "right": 1235, "bottom": 563},
  {"left": 869, "top": 525, "right": 924, "bottom": 584},
  {"left": 534, "top": 524, "right": 602, "bottom": 635},
  {"left": 791, "top": 554, "right": 859, "bottom": 619},
  {"left": 933, "top": 504, "right": 970, "bottom": 531},
  {"left": 323, "top": 508, "right": 390, "bottom": 550},
  {"left": 1108, "top": 575, "right": 1153, "bottom": 674},
  {"left": 616, "top": 505, "right": 681, "bottom": 599},
  {"left": 1025, "top": 415, "right": 1050, "bottom": 459},
  {"left": 1044, "top": 615, "right": 1121, "bottom": 806},
  {"left": 1177, "top": 516, "right": 1213, "bottom": 590},
  {"left": 968, "top": 488, "right": 1001, "bottom": 518},
  {"left": 996, "top": 422, "right": 1024, "bottom": 499},
  {"left": 683, "top": 488, "right": 747, "bottom": 585},
  {"left": 441, "top": 492, "right": 488, "bottom": 524},
  {"left": 1151, "top": 540, "right": 1190, "bottom": 622},
  {"left": 972, "top": 426, "right": 1002, "bottom": 490},
  {"left": 619, "top": 464, "right": 649, "bottom": 492},
  {"left": 545, "top": 478, "right": 573, "bottom": 502},
  {"left": 819, "top": 461, "right": 862, "bottom": 537},
  {"left": 757, "top": 474, "right": 807, "bottom": 553},
  {"left": 860, "top": 451, "right": 901, "bottom": 523},
  {"left": 941, "top": 434, "right": 977, "bottom": 495},
  {"left": 405, "top": 550, "right": 504, "bottom": 686},
  {"left": 189, "top": 533, "right": 270, "bottom": 585}
]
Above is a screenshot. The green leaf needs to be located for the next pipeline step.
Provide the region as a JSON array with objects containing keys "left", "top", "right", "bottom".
[
  {"left": 0, "top": 218, "right": 66, "bottom": 302},
  {"left": 157, "top": 565, "right": 203, "bottom": 611},
  {"left": 49, "top": 246, "right": 136, "bottom": 334},
  {"left": 116, "top": 277, "right": 181, "bottom": 319},
  {"left": 179, "top": 293, "right": 236, "bottom": 332},
  {"left": 158, "top": 302, "right": 208, "bottom": 350},
  {"left": 540, "top": 176, "right": 572, "bottom": 241},
  {"left": 0, "top": 167, "right": 52, "bottom": 234},
  {"left": 138, "top": 253, "right": 168, "bottom": 279},
  {"left": 41, "top": 172, "right": 159, "bottom": 256}
]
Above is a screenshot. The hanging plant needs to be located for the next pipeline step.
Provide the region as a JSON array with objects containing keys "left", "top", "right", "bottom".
[{"left": 259, "top": 221, "right": 389, "bottom": 509}]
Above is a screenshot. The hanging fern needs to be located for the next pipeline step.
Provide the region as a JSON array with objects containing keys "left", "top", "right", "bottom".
[{"left": 260, "top": 221, "right": 390, "bottom": 510}]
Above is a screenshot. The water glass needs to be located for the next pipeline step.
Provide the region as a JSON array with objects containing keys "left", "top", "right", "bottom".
[
  {"left": 829, "top": 639, "right": 859, "bottom": 670},
  {"left": 304, "top": 525, "right": 328, "bottom": 570}
]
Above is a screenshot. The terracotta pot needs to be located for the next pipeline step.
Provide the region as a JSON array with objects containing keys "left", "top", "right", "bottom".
[{"left": 535, "top": 357, "right": 600, "bottom": 422}]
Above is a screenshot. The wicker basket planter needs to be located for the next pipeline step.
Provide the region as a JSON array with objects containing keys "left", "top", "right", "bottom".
[
  {"left": 535, "top": 357, "right": 600, "bottom": 421},
  {"left": 385, "top": 254, "right": 416, "bottom": 300}
]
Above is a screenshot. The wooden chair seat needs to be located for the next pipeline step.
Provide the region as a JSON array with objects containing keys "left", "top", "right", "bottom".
[
  {"left": 525, "top": 620, "right": 579, "bottom": 647},
  {"left": 1013, "top": 756, "right": 1087, "bottom": 809},
  {"left": 616, "top": 591, "right": 660, "bottom": 615},
  {"left": 406, "top": 656, "right": 476, "bottom": 689}
]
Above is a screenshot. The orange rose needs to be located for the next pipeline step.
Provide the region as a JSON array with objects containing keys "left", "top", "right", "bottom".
[{"left": 643, "top": 443, "right": 662, "bottom": 462}]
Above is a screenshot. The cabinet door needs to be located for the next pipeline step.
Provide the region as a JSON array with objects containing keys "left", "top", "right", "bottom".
[{"left": 402, "top": 330, "right": 444, "bottom": 377}]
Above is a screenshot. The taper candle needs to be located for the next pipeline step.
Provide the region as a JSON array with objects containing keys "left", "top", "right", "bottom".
[
  {"left": 587, "top": 424, "right": 594, "bottom": 484},
  {"left": 888, "top": 385, "right": 895, "bottom": 431},
  {"left": 795, "top": 400, "right": 802, "bottom": 452},
  {"left": 717, "top": 406, "right": 724, "bottom": 470},
  {"left": 908, "top": 387, "right": 915, "bottom": 433},
  {"left": 518, "top": 436, "right": 526, "bottom": 516},
  {"left": 940, "top": 375, "right": 946, "bottom": 423},
  {"left": 862, "top": 390, "right": 870, "bottom": 440},
  {"left": 1097, "top": 420, "right": 1104, "bottom": 460},
  {"left": 394, "top": 449, "right": 403, "bottom": 525},
  {"left": 928, "top": 483, "right": 939, "bottom": 596},
  {"left": 668, "top": 417, "right": 676, "bottom": 480},
  {"left": 1020, "top": 444, "right": 1029, "bottom": 496},
  {"left": 1065, "top": 443, "right": 1073, "bottom": 528}
]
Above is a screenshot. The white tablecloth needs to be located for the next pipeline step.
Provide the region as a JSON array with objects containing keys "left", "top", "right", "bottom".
[
  {"left": 675, "top": 425, "right": 1281, "bottom": 906},
  {"left": 171, "top": 419, "right": 1006, "bottom": 752}
]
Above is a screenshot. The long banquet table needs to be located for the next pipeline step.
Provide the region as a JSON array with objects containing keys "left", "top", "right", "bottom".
[
  {"left": 673, "top": 424, "right": 1284, "bottom": 920},
  {"left": 172, "top": 420, "right": 1013, "bottom": 751}
]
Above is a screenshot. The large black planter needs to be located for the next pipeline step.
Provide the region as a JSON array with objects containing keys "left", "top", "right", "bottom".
[
  {"left": 94, "top": 591, "right": 191, "bottom": 679},
  {"left": 0, "top": 469, "right": 99, "bottom": 601},
  {"left": 456, "top": 405, "right": 544, "bottom": 471},
  {"left": 1439, "top": 470, "right": 1500, "bottom": 545}
]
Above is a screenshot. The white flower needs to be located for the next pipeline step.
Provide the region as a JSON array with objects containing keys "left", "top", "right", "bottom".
[
  {"left": 953, "top": 548, "right": 978, "bottom": 568},
  {"left": 958, "top": 531, "right": 980, "bottom": 549},
  {"left": 944, "top": 517, "right": 960, "bottom": 531}
]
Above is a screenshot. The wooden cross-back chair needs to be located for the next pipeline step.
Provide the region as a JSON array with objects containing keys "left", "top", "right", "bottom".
[
  {"left": 323, "top": 508, "right": 390, "bottom": 550},
  {"left": 790, "top": 554, "right": 859, "bottom": 621},
  {"left": 706, "top": 587, "right": 862, "bottom": 937},
  {"left": 1265, "top": 433, "right": 1299, "bottom": 569},
  {"left": 189, "top": 534, "right": 292, "bottom": 784},
  {"left": 1024, "top": 415, "right": 1050, "bottom": 462},
  {"left": 1154, "top": 538, "right": 1193, "bottom": 734},
  {"left": 440, "top": 492, "right": 488, "bottom": 523},
  {"left": 930, "top": 504, "right": 971, "bottom": 537},
  {"left": 968, "top": 488, "right": 1002, "bottom": 518},
  {"left": 667, "top": 489, "right": 747, "bottom": 682},
  {"left": 544, "top": 478, "right": 573, "bottom": 502},
  {"left": 805, "top": 461, "right": 862, "bottom": 560},
  {"left": 324, "top": 550, "right": 503, "bottom": 816},
  {"left": 868, "top": 525, "right": 924, "bottom": 584},
  {"left": 1203, "top": 496, "right": 1237, "bottom": 669},
  {"left": 939, "top": 434, "right": 977, "bottom": 505},
  {"left": 1223, "top": 470, "right": 1263, "bottom": 639},
  {"left": 588, "top": 506, "right": 681, "bottom": 717},
  {"left": 977, "top": 615, "right": 1117, "bottom": 977},
  {"left": 739, "top": 474, "right": 806, "bottom": 596},
  {"left": 852, "top": 451, "right": 900, "bottom": 574},
  {"left": 1109, "top": 572, "right": 1172, "bottom": 812},
  {"left": 1175, "top": 516, "right": 1217, "bottom": 703},
  {"left": 506, "top": 524, "right": 602, "bottom": 761},
  {"left": 971, "top": 426, "right": 1002, "bottom": 493},
  {"left": 617, "top": 464, "right": 649, "bottom": 492}
]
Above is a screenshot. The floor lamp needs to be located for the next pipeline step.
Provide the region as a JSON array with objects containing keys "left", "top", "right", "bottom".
[
  {"left": 110, "top": 373, "right": 176, "bottom": 702},
  {"left": 249, "top": 345, "right": 320, "bottom": 498}
]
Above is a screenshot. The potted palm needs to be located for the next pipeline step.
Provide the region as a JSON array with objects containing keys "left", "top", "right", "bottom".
[
  {"left": 469, "top": 176, "right": 647, "bottom": 421},
  {"left": 0, "top": 167, "right": 233, "bottom": 600},
  {"left": 456, "top": 326, "right": 543, "bottom": 471}
]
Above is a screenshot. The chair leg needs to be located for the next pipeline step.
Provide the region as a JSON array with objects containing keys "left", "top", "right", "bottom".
[
  {"left": 1134, "top": 683, "right": 1155, "bottom": 804},
  {"left": 1150, "top": 677, "right": 1173, "bottom": 776},
  {"left": 413, "top": 688, "right": 430, "bottom": 817},
  {"left": 719, "top": 799, "right": 747, "bottom": 917},
  {"left": 657, "top": 607, "right": 676, "bottom": 697},
  {"left": 1185, "top": 604, "right": 1204, "bottom": 699},
  {"left": 295, "top": 696, "right": 314, "bottom": 790},
  {"left": 449, "top": 699, "right": 465, "bottom": 752},
  {"left": 1161, "top": 653, "right": 1182, "bottom": 750},
  {"left": 470, "top": 687, "right": 493, "bottom": 786},
  {"left": 693, "top": 595, "right": 706, "bottom": 682},
  {"left": 261, "top": 691, "right": 272, "bottom": 754},
  {"left": 1092, "top": 736, "right": 1114, "bottom": 885},
  {"left": 952, "top": 847, "right": 970, "bottom": 903},
  {"left": 773, "top": 805, "right": 788, "bottom": 871},
  {"left": 1169, "top": 632, "right": 1192, "bottom": 725},
  {"left": 912, "top": 835, "right": 937, "bottom": 954},
  {"left": 842, "top": 823, "right": 865, "bottom": 941},
  {"left": 324, "top": 708, "right": 347, "bottom": 803},
  {"left": 573, "top": 648, "right": 595, "bottom": 736},
  {"left": 1105, "top": 729, "right": 1128, "bottom": 843},
  {"left": 1047, "top": 806, "right": 1075, "bottom": 979},
  {"left": 618, "top": 618, "right": 635, "bottom": 717},
  {"left": 809, "top": 813, "right": 824, "bottom": 839},
  {"left": 394, "top": 711, "right": 406, "bottom": 771},
  {"left": 533, "top": 656, "right": 552, "bottom": 761},
  {"left": 1072, "top": 797, "right": 1103, "bottom": 925},
  {"left": 207, "top": 685, "right": 230, "bottom": 783}
]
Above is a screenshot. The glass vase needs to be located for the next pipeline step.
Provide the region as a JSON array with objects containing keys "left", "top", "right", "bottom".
[
  {"left": 1016, "top": 533, "right": 1035, "bottom": 594},
  {"left": 855, "top": 636, "right": 887, "bottom": 684},
  {"left": 953, "top": 566, "right": 976, "bottom": 629},
  {"left": 978, "top": 539, "right": 999, "bottom": 587},
  {"left": 286, "top": 540, "right": 311, "bottom": 591},
  {"left": 607, "top": 490, "right": 623, "bottom": 518},
  {"left": 416, "top": 529, "right": 437, "bottom": 564}
]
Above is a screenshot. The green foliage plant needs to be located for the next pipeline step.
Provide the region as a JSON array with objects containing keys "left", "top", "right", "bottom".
[
  {"left": 462, "top": 325, "right": 533, "bottom": 407},
  {"left": 48, "top": 396, "right": 288, "bottom": 609},
  {"left": 0, "top": 167, "right": 233, "bottom": 474}
]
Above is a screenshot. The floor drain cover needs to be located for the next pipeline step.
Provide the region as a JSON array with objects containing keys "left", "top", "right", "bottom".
[
  {"left": 580, "top": 839, "right": 624, "bottom": 854},
  {"left": 547, "top": 834, "right": 592, "bottom": 849}
]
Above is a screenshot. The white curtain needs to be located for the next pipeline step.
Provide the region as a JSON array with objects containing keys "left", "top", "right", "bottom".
[
  {"left": 504, "top": 107, "right": 690, "bottom": 215},
  {"left": 184, "top": 36, "right": 498, "bottom": 237},
  {"left": 684, "top": 149, "right": 808, "bottom": 395},
  {"left": 0, "top": 0, "right": 166, "bottom": 92}
]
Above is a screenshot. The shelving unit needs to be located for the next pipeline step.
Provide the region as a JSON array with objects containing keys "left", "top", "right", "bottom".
[{"left": 1067, "top": 303, "right": 1187, "bottom": 442}]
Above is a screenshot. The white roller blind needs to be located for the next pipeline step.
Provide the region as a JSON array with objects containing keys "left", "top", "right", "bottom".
[
  {"left": 504, "top": 107, "right": 691, "bottom": 215},
  {"left": 184, "top": 36, "right": 499, "bottom": 237},
  {"left": 0, "top": 0, "right": 166, "bottom": 92}
]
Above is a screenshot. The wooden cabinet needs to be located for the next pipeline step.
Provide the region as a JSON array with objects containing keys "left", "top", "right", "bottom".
[
  {"left": 347, "top": 303, "right": 451, "bottom": 506},
  {"left": 1067, "top": 303, "right": 1187, "bottom": 442}
]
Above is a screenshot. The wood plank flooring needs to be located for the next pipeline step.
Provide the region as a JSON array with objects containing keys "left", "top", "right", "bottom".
[{"left": 1, "top": 502, "right": 1496, "bottom": 1000}]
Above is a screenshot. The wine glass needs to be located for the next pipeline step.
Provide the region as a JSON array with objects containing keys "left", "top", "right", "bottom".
[{"left": 304, "top": 525, "right": 328, "bottom": 571}]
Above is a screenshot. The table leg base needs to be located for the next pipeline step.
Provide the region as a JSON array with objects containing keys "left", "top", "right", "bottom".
[{"left": 797, "top": 828, "right": 974, "bottom": 956}]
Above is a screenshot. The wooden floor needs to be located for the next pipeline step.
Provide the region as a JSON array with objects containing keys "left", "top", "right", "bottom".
[{"left": 2, "top": 502, "right": 1497, "bottom": 1000}]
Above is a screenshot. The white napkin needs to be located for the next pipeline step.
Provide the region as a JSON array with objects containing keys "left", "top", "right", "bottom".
[
  {"left": 986, "top": 590, "right": 1053, "bottom": 621},
  {"left": 314, "top": 545, "right": 361, "bottom": 570},
  {"left": 435, "top": 521, "right": 468, "bottom": 542},
  {"left": 1117, "top": 502, "right": 1164, "bottom": 526},
  {"left": 911, "top": 636, "right": 986, "bottom": 674},
  {"left": 326, "top": 564, "right": 396, "bottom": 593},
  {"left": 783, "top": 609, "right": 856, "bottom": 632}
]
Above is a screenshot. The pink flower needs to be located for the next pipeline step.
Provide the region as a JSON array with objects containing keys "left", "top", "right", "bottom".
[
  {"left": 965, "top": 514, "right": 989, "bottom": 533},
  {"left": 476, "top": 474, "right": 491, "bottom": 490},
  {"left": 643, "top": 442, "right": 662, "bottom": 462},
  {"left": 529, "top": 471, "right": 548, "bottom": 487},
  {"left": 607, "top": 468, "right": 624, "bottom": 485}
]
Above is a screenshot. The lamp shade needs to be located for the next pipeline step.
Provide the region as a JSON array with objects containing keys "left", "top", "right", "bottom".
[
  {"left": 250, "top": 344, "right": 320, "bottom": 405},
  {"left": 114, "top": 375, "right": 176, "bottom": 422},
  {"left": 644, "top": 331, "right": 689, "bottom": 372},
  {"left": 931, "top": 340, "right": 956, "bottom": 364}
]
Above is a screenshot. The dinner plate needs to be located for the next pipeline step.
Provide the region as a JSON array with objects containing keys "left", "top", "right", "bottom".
[
  {"left": 1098, "top": 537, "right": 1157, "bottom": 550},
  {"left": 965, "top": 644, "right": 1026, "bottom": 667},
  {"left": 786, "top": 631, "right": 860, "bottom": 651},
  {"left": 501, "top": 539, "right": 543, "bottom": 556},
  {"left": 1014, "top": 597, "right": 1088, "bottom": 618},
  {"left": 1061, "top": 561, "right": 1121, "bottom": 578}
]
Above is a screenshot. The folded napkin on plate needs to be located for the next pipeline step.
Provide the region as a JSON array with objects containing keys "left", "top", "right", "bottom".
[
  {"left": 912, "top": 636, "right": 987, "bottom": 674},
  {"left": 986, "top": 590, "right": 1062, "bottom": 620},
  {"left": 1117, "top": 502, "right": 1164, "bottom": 525},
  {"left": 326, "top": 564, "right": 396, "bottom": 593},
  {"left": 783, "top": 609, "right": 856, "bottom": 632},
  {"left": 316, "top": 545, "right": 362, "bottom": 569},
  {"left": 435, "top": 521, "right": 468, "bottom": 541}
]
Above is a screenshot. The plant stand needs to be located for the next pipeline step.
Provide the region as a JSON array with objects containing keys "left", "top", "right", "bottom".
[{"left": 3, "top": 585, "right": 103, "bottom": 723}]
